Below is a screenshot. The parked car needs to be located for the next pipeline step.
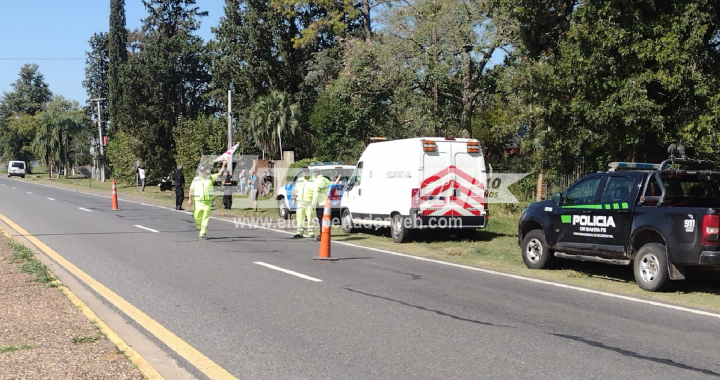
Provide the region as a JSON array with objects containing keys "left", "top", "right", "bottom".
[
  {"left": 276, "top": 162, "right": 355, "bottom": 220},
  {"left": 518, "top": 153, "right": 720, "bottom": 291},
  {"left": 7, "top": 161, "right": 26, "bottom": 178},
  {"left": 340, "top": 137, "right": 489, "bottom": 243}
]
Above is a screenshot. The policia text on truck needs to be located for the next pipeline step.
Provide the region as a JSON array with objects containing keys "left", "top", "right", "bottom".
[{"left": 518, "top": 146, "right": 720, "bottom": 291}]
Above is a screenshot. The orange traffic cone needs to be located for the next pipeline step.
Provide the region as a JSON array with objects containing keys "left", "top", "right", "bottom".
[
  {"left": 111, "top": 179, "right": 120, "bottom": 211},
  {"left": 314, "top": 198, "right": 337, "bottom": 261}
]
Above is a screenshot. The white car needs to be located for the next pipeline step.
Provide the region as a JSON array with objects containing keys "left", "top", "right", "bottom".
[
  {"left": 341, "top": 137, "right": 488, "bottom": 243},
  {"left": 276, "top": 162, "right": 356, "bottom": 219},
  {"left": 7, "top": 161, "right": 26, "bottom": 178}
]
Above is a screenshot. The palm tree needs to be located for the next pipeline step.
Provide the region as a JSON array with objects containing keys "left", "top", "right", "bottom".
[{"left": 248, "top": 90, "right": 300, "bottom": 160}]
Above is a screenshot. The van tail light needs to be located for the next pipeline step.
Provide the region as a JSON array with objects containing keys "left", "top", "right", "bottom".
[
  {"left": 467, "top": 141, "right": 480, "bottom": 153},
  {"left": 411, "top": 188, "right": 421, "bottom": 209},
  {"left": 422, "top": 141, "right": 437, "bottom": 152},
  {"left": 330, "top": 187, "right": 340, "bottom": 201},
  {"left": 701, "top": 215, "right": 719, "bottom": 246}
]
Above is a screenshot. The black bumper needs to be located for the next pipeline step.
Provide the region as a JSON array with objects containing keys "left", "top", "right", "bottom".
[
  {"left": 411, "top": 215, "right": 487, "bottom": 229},
  {"left": 699, "top": 251, "right": 720, "bottom": 265}
]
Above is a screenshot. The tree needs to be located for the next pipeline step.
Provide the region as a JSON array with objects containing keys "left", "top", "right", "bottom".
[
  {"left": 380, "top": 0, "right": 511, "bottom": 137},
  {"left": 249, "top": 91, "right": 299, "bottom": 159},
  {"left": 33, "top": 96, "right": 86, "bottom": 178},
  {"left": 518, "top": 0, "right": 720, "bottom": 172},
  {"left": 108, "top": 0, "right": 129, "bottom": 130},
  {"left": 82, "top": 32, "right": 109, "bottom": 125},
  {"left": 0, "top": 64, "right": 52, "bottom": 117},
  {"left": 270, "top": 0, "right": 386, "bottom": 46}
]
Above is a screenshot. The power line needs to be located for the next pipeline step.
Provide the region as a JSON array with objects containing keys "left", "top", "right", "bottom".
[{"left": 0, "top": 58, "right": 84, "bottom": 60}]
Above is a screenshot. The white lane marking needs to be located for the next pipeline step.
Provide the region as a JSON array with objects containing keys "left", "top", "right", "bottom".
[
  {"left": 11, "top": 187, "right": 16, "bottom": 189},
  {"left": 47, "top": 198, "right": 55, "bottom": 201},
  {"left": 78, "top": 207, "right": 92, "bottom": 212},
  {"left": 26, "top": 192, "right": 32, "bottom": 194},
  {"left": 254, "top": 262, "right": 322, "bottom": 282},
  {"left": 20, "top": 179, "right": 720, "bottom": 320},
  {"left": 134, "top": 225, "right": 159, "bottom": 233}
]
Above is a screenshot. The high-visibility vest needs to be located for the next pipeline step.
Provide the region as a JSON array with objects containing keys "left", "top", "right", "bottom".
[
  {"left": 312, "top": 176, "right": 331, "bottom": 205},
  {"left": 190, "top": 174, "right": 219, "bottom": 202},
  {"left": 295, "top": 176, "right": 315, "bottom": 203}
]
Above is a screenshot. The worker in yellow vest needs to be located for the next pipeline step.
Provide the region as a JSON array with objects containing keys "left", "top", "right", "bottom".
[
  {"left": 188, "top": 161, "right": 225, "bottom": 240},
  {"left": 309, "top": 169, "right": 331, "bottom": 241},
  {"left": 293, "top": 168, "right": 316, "bottom": 239}
]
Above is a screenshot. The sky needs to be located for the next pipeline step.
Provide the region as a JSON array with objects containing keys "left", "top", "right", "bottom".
[{"left": 0, "top": 0, "right": 225, "bottom": 106}]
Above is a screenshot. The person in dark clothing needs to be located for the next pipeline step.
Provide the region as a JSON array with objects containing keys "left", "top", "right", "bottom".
[
  {"left": 173, "top": 165, "right": 186, "bottom": 210},
  {"left": 222, "top": 169, "right": 233, "bottom": 209}
]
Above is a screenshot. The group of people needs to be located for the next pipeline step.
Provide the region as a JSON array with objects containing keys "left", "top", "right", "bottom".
[{"left": 157, "top": 162, "right": 331, "bottom": 241}]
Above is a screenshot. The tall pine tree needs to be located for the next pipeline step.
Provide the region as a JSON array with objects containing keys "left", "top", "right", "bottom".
[{"left": 108, "top": 0, "right": 128, "bottom": 131}]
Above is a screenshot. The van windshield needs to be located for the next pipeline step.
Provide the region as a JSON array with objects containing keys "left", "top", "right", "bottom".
[
  {"left": 11, "top": 162, "right": 24, "bottom": 169},
  {"left": 318, "top": 168, "right": 354, "bottom": 182}
]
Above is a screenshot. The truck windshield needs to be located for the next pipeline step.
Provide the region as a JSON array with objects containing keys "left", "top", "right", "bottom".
[{"left": 659, "top": 174, "right": 720, "bottom": 207}]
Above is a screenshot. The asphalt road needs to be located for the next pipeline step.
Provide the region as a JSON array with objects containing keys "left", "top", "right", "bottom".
[{"left": 1, "top": 177, "right": 719, "bottom": 380}]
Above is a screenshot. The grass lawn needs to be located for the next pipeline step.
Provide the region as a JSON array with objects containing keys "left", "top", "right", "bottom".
[{"left": 14, "top": 174, "right": 720, "bottom": 313}]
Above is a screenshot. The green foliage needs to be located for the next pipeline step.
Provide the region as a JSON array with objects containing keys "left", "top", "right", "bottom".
[
  {"left": 83, "top": 32, "right": 109, "bottom": 125},
  {"left": 270, "top": 0, "right": 369, "bottom": 47},
  {"left": 108, "top": 0, "right": 129, "bottom": 129},
  {"left": 106, "top": 131, "right": 141, "bottom": 184},
  {"left": 174, "top": 115, "right": 226, "bottom": 175},
  {"left": 8, "top": 241, "right": 57, "bottom": 287},
  {"left": 248, "top": 91, "right": 299, "bottom": 159},
  {"left": 0, "top": 64, "right": 52, "bottom": 117}
]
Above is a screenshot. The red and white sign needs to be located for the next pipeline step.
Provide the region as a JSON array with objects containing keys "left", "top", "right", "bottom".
[
  {"left": 419, "top": 165, "right": 486, "bottom": 217},
  {"left": 214, "top": 143, "right": 239, "bottom": 162}
]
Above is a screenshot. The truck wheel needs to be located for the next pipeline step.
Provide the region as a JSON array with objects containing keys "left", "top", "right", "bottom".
[
  {"left": 521, "top": 229, "right": 555, "bottom": 269},
  {"left": 634, "top": 243, "right": 670, "bottom": 292},
  {"left": 277, "top": 198, "right": 290, "bottom": 219},
  {"left": 342, "top": 209, "right": 356, "bottom": 234},
  {"left": 391, "top": 214, "right": 410, "bottom": 243}
]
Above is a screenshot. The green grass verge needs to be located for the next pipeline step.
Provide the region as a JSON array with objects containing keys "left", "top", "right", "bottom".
[
  {"left": 0, "top": 344, "right": 35, "bottom": 354},
  {"left": 8, "top": 241, "right": 58, "bottom": 288}
]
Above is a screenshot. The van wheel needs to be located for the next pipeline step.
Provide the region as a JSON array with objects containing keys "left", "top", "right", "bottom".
[
  {"left": 391, "top": 214, "right": 410, "bottom": 243},
  {"left": 342, "top": 209, "right": 355, "bottom": 234},
  {"left": 277, "top": 198, "right": 290, "bottom": 219},
  {"left": 521, "top": 230, "right": 555, "bottom": 269},
  {"left": 634, "top": 243, "right": 670, "bottom": 292}
]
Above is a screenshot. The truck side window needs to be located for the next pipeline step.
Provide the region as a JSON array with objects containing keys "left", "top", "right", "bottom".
[
  {"left": 564, "top": 177, "right": 601, "bottom": 205},
  {"left": 602, "top": 176, "right": 635, "bottom": 202}
]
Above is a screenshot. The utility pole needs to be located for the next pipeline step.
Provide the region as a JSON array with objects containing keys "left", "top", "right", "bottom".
[
  {"left": 90, "top": 98, "right": 106, "bottom": 182},
  {"left": 227, "top": 88, "right": 233, "bottom": 178}
]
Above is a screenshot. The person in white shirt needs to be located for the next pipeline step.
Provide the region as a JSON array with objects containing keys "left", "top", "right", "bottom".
[{"left": 138, "top": 166, "right": 146, "bottom": 192}]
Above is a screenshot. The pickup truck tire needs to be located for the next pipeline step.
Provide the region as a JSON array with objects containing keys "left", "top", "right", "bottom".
[
  {"left": 633, "top": 243, "right": 670, "bottom": 292},
  {"left": 521, "top": 229, "right": 555, "bottom": 269},
  {"left": 391, "top": 214, "right": 411, "bottom": 243},
  {"left": 342, "top": 209, "right": 356, "bottom": 234},
  {"left": 277, "top": 198, "right": 290, "bottom": 219}
]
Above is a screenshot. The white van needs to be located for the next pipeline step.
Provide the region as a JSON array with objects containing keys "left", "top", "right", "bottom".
[
  {"left": 341, "top": 137, "right": 488, "bottom": 243},
  {"left": 7, "top": 161, "right": 26, "bottom": 178}
]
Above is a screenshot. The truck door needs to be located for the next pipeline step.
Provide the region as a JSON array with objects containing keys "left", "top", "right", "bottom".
[
  {"left": 420, "top": 141, "right": 453, "bottom": 217},
  {"left": 599, "top": 175, "right": 640, "bottom": 256},
  {"left": 452, "top": 142, "right": 487, "bottom": 219},
  {"left": 345, "top": 162, "right": 364, "bottom": 219},
  {"left": 552, "top": 175, "right": 606, "bottom": 251}
]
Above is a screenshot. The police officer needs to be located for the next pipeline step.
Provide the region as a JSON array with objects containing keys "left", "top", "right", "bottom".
[
  {"left": 293, "top": 168, "right": 315, "bottom": 239},
  {"left": 311, "top": 169, "right": 331, "bottom": 241},
  {"left": 188, "top": 161, "right": 225, "bottom": 240},
  {"left": 173, "top": 165, "right": 185, "bottom": 210}
]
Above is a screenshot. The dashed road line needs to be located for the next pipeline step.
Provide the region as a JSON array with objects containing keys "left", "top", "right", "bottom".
[
  {"left": 78, "top": 207, "right": 92, "bottom": 212},
  {"left": 47, "top": 198, "right": 55, "bottom": 201},
  {"left": 27, "top": 191, "right": 32, "bottom": 194},
  {"left": 254, "top": 262, "right": 323, "bottom": 282},
  {"left": 134, "top": 225, "right": 159, "bottom": 233}
]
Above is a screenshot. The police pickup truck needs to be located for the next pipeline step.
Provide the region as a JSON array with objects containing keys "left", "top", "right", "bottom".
[{"left": 518, "top": 156, "right": 720, "bottom": 291}]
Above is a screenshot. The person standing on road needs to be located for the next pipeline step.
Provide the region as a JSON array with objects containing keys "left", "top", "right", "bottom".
[
  {"left": 310, "top": 169, "right": 331, "bottom": 241},
  {"left": 239, "top": 169, "right": 247, "bottom": 195},
  {"left": 222, "top": 169, "right": 233, "bottom": 210},
  {"left": 189, "top": 161, "right": 226, "bottom": 240},
  {"left": 173, "top": 165, "right": 185, "bottom": 210},
  {"left": 138, "top": 166, "right": 146, "bottom": 192},
  {"left": 248, "top": 169, "right": 259, "bottom": 212},
  {"left": 293, "top": 168, "right": 316, "bottom": 239}
]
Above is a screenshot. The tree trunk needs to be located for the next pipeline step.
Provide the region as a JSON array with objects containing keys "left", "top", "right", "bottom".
[
  {"left": 362, "top": 0, "right": 372, "bottom": 42},
  {"left": 460, "top": 47, "right": 475, "bottom": 138}
]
